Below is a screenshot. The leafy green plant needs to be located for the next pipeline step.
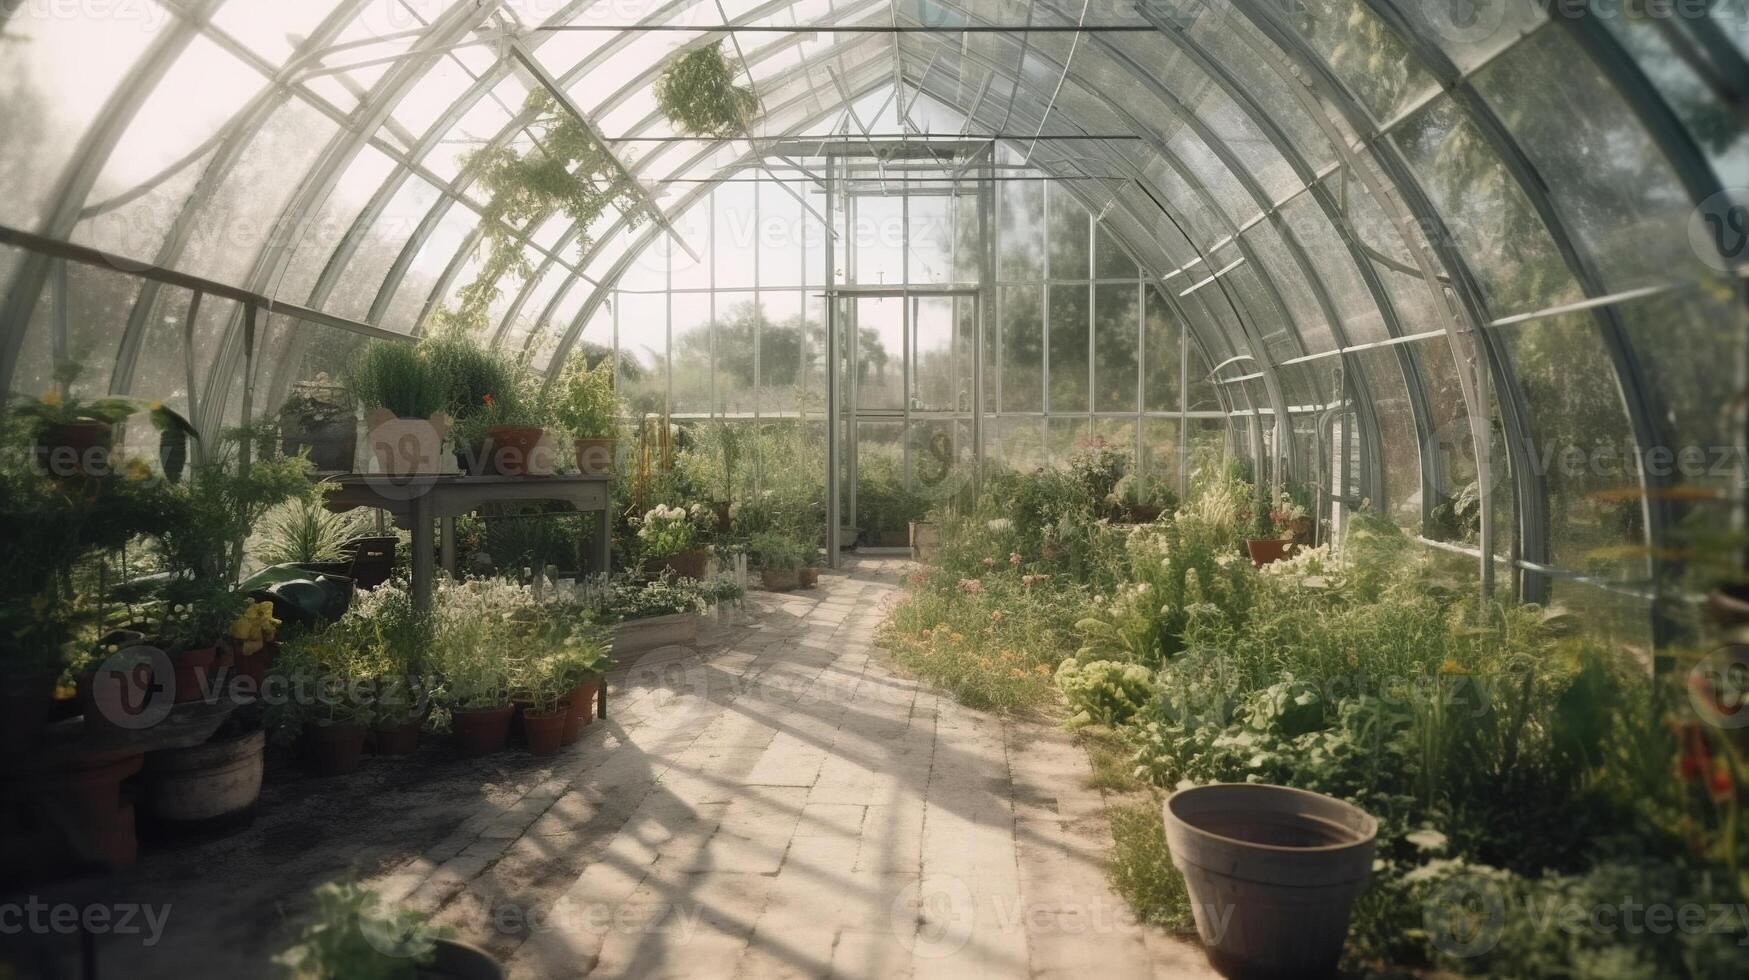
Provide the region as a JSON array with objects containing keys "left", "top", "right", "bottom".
[
  {"left": 638, "top": 504, "right": 701, "bottom": 559},
  {"left": 554, "top": 355, "right": 623, "bottom": 440},
  {"left": 274, "top": 881, "right": 448, "bottom": 980},
  {"left": 1055, "top": 658, "right": 1155, "bottom": 729},
  {"left": 654, "top": 42, "right": 757, "bottom": 138},
  {"left": 9, "top": 360, "right": 138, "bottom": 430},
  {"left": 347, "top": 342, "right": 447, "bottom": 419},
  {"left": 750, "top": 530, "right": 805, "bottom": 572},
  {"left": 152, "top": 427, "right": 313, "bottom": 587},
  {"left": 1066, "top": 436, "right": 1131, "bottom": 502},
  {"left": 255, "top": 481, "right": 371, "bottom": 566}
]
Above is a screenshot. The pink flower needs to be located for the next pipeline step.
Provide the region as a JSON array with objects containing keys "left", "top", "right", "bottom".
[
  {"left": 1009, "top": 552, "right": 1022, "bottom": 565},
  {"left": 982, "top": 557, "right": 997, "bottom": 568},
  {"left": 958, "top": 578, "right": 983, "bottom": 594}
]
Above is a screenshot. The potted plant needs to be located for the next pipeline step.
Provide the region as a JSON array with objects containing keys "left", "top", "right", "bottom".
[
  {"left": 512, "top": 656, "right": 569, "bottom": 757},
  {"left": 349, "top": 342, "right": 451, "bottom": 478},
  {"left": 352, "top": 583, "right": 431, "bottom": 757},
  {"left": 752, "top": 531, "right": 804, "bottom": 592},
  {"left": 10, "top": 362, "right": 139, "bottom": 478},
  {"left": 639, "top": 504, "right": 710, "bottom": 580},
  {"left": 142, "top": 715, "right": 267, "bottom": 830},
  {"left": 799, "top": 552, "right": 821, "bottom": 589},
  {"left": 156, "top": 584, "right": 251, "bottom": 704},
  {"left": 1164, "top": 783, "right": 1377, "bottom": 979},
  {"left": 271, "top": 631, "right": 375, "bottom": 777},
  {"left": 1245, "top": 488, "right": 1305, "bottom": 567},
  {"left": 255, "top": 481, "right": 372, "bottom": 575},
  {"left": 653, "top": 41, "right": 758, "bottom": 139},
  {"left": 535, "top": 609, "right": 610, "bottom": 746},
  {"left": 555, "top": 355, "right": 622, "bottom": 477},
  {"left": 280, "top": 374, "right": 357, "bottom": 473},
  {"left": 275, "top": 881, "right": 505, "bottom": 980}
]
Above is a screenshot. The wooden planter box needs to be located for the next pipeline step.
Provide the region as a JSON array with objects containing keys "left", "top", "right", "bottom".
[{"left": 610, "top": 612, "right": 699, "bottom": 656}]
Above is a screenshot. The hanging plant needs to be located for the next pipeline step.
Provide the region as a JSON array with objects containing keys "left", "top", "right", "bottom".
[
  {"left": 435, "top": 90, "right": 647, "bottom": 335},
  {"left": 654, "top": 41, "right": 757, "bottom": 140}
]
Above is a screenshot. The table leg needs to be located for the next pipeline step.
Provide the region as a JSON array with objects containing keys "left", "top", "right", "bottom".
[
  {"left": 598, "top": 673, "right": 607, "bottom": 720},
  {"left": 410, "top": 496, "right": 434, "bottom": 616},
  {"left": 441, "top": 516, "right": 457, "bottom": 576},
  {"left": 593, "top": 506, "right": 611, "bottom": 577}
]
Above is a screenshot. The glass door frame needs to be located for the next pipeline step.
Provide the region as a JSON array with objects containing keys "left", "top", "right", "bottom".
[{"left": 824, "top": 285, "right": 983, "bottom": 561}]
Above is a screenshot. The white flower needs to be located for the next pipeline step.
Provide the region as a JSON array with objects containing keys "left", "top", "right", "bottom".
[{"left": 986, "top": 518, "right": 1014, "bottom": 533}]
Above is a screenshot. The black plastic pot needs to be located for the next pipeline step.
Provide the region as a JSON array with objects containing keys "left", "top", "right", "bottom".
[{"left": 417, "top": 940, "right": 505, "bottom": 979}]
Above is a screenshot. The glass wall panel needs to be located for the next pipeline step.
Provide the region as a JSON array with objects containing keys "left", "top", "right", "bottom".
[
  {"left": 1000, "top": 285, "right": 1044, "bottom": 412},
  {"left": 1474, "top": 29, "right": 1699, "bottom": 292},
  {"left": 1047, "top": 185, "right": 1090, "bottom": 278},
  {"left": 1094, "top": 283, "right": 1141, "bottom": 414},
  {"left": 1495, "top": 314, "right": 1643, "bottom": 578},
  {"left": 998, "top": 178, "right": 1045, "bottom": 282},
  {"left": 616, "top": 292, "right": 667, "bottom": 417},
  {"left": 1391, "top": 96, "right": 1582, "bottom": 317},
  {"left": 1048, "top": 285, "right": 1090, "bottom": 413},
  {"left": 672, "top": 290, "right": 715, "bottom": 417}
]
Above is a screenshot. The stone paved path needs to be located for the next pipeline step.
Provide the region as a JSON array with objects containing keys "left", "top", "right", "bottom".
[{"left": 116, "top": 560, "right": 1215, "bottom": 979}]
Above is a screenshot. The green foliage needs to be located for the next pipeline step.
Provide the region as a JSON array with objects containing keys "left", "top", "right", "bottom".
[
  {"left": 554, "top": 354, "right": 623, "bottom": 440},
  {"left": 1105, "top": 801, "right": 1195, "bottom": 932},
  {"left": 441, "top": 90, "right": 644, "bottom": 333},
  {"left": 347, "top": 342, "right": 447, "bottom": 419},
  {"left": 1055, "top": 658, "right": 1154, "bottom": 728},
  {"left": 580, "top": 570, "right": 733, "bottom": 623},
  {"left": 274, "top": 881, "right": 446, "bottom": 980},
  {"left": 1066, "top": 436, "right": 1130, "bottom": 502},
  {"left": 9, "top": 360, "right": 138, "bottom": 430},
  {"left": 654, "top": 42, "right": 757, "bottom": 138},
  {"left": 254, "top": 481, "right": 371, "bottom": 566},
  {"left": 750, "top": 530, "right": 807, "bottom": 572},
  {"left": 637, "top": 504, "right": 703, "bottom": 560}
]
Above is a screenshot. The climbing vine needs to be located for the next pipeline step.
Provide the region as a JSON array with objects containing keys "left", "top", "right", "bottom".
[
  {"left": 654, "top": 41, "right": 757, "bottom": 139},
  {"left": 434, "top": 89, "right": 646, "bottom": 336}
]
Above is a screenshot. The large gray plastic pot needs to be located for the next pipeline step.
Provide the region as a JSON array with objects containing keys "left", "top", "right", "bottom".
[{"left": 1163, "top": 783, "right": 1378, "bottom": 980}]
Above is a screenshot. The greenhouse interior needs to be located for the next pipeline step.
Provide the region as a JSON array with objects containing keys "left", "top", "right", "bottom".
[{"left": 4, "top": 0, "right": 1749, "bottom": 977}]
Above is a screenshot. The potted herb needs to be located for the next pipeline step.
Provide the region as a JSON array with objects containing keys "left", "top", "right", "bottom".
[
  {"left": 156, "top": 584, "right": 251, "bottom": 704},
  {"left": 555, "top": 355, "right": 622, "bottom": 477},
  {"left": 11, "top": 362, "right": 139, "bottom": 478},
  {"left": 352, "top": 584, "right": 431, "bottom": 758},
  {"left": 275, "top": 881, "right": 504, "bottom": 980},
  {"left": 424, "top": 337, "right": 552, "bottom": 477},
  {"left": 348, "top": 342, "right": 451, "bottom": 478},
  {"left": 270, "top": 630, "right": 376, "bottom": 777},
  {"left": 530, "top": 603, "right": 609, "bottom": 746},
  {"left": 512, "top": 655, "right": 569, "bottom": 757},
  {"left": 430, "top": 582, "right": 515, "bottom": 757},
  {"left": 1245, "top": 488, "right": 1305, "bottom": 567},
  {"left": 279, "top": 374, "right": 357, "bottom": 473},
  {"left": 638, "top": 504, "right": 710, "bottom": 580},
  {"left": 653, "top": 41, "right": 757, "bottom": 139},
  {"left": 255, "top": 481, "right": 371, "bottom": 574},
  {"left": 752, "top": 531, "right": 804, "bottom": 592}
]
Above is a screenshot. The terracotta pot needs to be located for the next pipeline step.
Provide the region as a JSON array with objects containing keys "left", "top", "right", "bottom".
[
  {"left": 236, "top": 641, "right": 279, "bottom": 691},
  {"left": 34, "top": 420, "right": 115, "bottom": 478},
  {"left": 646, "top": 548, "right": 710, "bottom": 581},
  {"left": 522, "top": 706, "right": 568, "bottom": 757},
  {"left": 145, "top": 729, "right": 265, "bottom": 824},
  {"left": 1, "top": 672, "right": 61, "bottom": 763},
  {"left": 573, "top": 437, "right": 617, "bottom": 477},
  {"left": 452, "top": 705, "right": 514, "bottom": 758},
  {"left": 799, "top": 567, "right": 820, "bottom": 589},
  {"left": 371, "top": 720, "right": 422, "bottom": 756},
  {"left": 562, "top": 680, "right": 599, "bottom": 745},
  {"left": 1246, "top": 539, "right": 1293, "bottom": 567},
  {"left": 762, "top": 568, "right": 801, "bottom": 592},
  {"left": 302, "top": 722, "right": 368, "bottom": 776},
  {"left": 169, "top": 647, "right": 221, "bottom": 704},
  {"left": 486, "top": 425, "right": 554, "bottom": 477}
]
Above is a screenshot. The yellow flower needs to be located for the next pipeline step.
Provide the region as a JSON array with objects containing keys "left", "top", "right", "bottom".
[
  {"left": 124, "top": 458, "right": 151, "bottom": 482},
  {"left": 40, "top": 388, "right": 62, "bottom": 407},
  {"left": 1439, "top": 657, "right": 1466, "bottom": 676},
  {"left": 147, "top": 400, "right": 163, "bottom": 411}
]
